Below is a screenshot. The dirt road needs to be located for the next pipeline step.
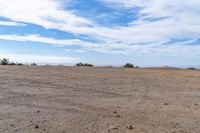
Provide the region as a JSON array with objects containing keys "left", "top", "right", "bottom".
[{"left": 0, "top": 66, "right": 200, "bottom": 133}]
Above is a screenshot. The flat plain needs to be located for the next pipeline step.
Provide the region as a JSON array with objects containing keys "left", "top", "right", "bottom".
[{"left": 0, "top": 66, "right": 200, "bottom": 133}]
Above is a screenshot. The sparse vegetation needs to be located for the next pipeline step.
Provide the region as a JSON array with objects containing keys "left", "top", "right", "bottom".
[
  {"left": 16, "top": 63, "right": 23, "bottom": 66},
  {"left": 31, "top": 63, "right": 37, "bottom": 66},
  {"left": 76, "top": 62, "right": 93, "bottom": 67},
  {"left": 0, "top": 58, "right": 24, "bottom": 66},
  {"left": 9, "top": 62, "right": 16, "bottom": 65},
  {"left": 123, "top": 63, "right": 134, "bottom": 68},
  {"left": 187, "top": 67, "right": 196, "bottom": 70},
  {"left": 0, "top": 58, "right": 10, "bottom": 65}
]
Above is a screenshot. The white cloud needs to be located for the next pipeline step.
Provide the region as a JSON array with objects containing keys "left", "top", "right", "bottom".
[
  {"left": 0, "top": 34, "right": 100, "bottom": 48},
  {"left": 97, "top": 0, "right": 144, "bottom": 8},
  {"left": 0, "top": 53, "right": 79, "bottom": 64},
  {"left": 0, "top": 0, "right": 200, "bottom": 56},
  {"left": 94, "top": 0, "right": 200, "bottom": 44},
  {"left": 0, "top": 0, "right": 93, "bottom": 31},
  {"left": 65, "top": 49, "right": 86, "bottom": 53},
  {"left": 0, "top": 21, "right": 25, "bottom": 26},
  {"left": 1, "top": 34, "right": 200, "bottom": 57}
]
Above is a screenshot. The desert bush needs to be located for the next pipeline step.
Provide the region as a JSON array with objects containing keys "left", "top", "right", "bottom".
[
  {"left": 31, "top": 63, "right": 37, "bottom": 66},
  {"left": 186, "top": 67, "right": 196, "bottom": 70},
  {"left": 0, "top": 58, "right": 24, "bottom": 66},
  {"left": 76, "top": 63, "right": 83, "bottom": 66},
  {"left": 104, "top": 66, "right": 113, "bottom": 68},
  {"left": 0, "top": 58, "right": 10, "bottom": 65},
  {"left": 9, "top": 62, "right": 16, "bottom": 65},
  {"left": 123, "top": 63, "right": 134, "bottom": 68},
  {"left": 76, "top": 62, "right": 93, "bottom": 67},
  {"left": 16, "top": 63, "right": 23, "bottom": 66},
  {"left": 84, "top": 63, "right": 93, "bottom": 67}
]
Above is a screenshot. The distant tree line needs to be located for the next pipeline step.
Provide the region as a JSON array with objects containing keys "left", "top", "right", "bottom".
[
  {"left": 0, "top": 58, "right": 23, "bottom": 66},
  {"left": 0, "top": 58, "right": 139, "bottom": 68},
  {"left": 3, "top": 58, "right": 197, "bottom": 70},
  {"left": 75, "top": 62, "right": 139, "bottom": 68},
  {"left": 0, "top": 58, "right": 37, "bottom": 66}
]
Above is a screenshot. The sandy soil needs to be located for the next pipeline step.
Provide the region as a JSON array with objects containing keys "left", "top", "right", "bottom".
[{"left": 0, "top": 66, "right": 200, "bottom": 133}]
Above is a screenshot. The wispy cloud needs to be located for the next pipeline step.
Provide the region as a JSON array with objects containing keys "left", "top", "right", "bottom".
[
  {"left": 0, "top": 34, "right": 102, "bottom": 49},
  {"left": 1, "top": 0, "right": 200, "bottom": 44},
  {"left": 0, "top": 34, "right": 200, "bottom": 57},
  {"left": 0, "top": 21, "right": 26, "bottom": 26},
  {"left": 0, "top": 0, "right": 93, "bottom": 31},
  {"left": 0, "top": 0, "right": 200, "bottom": 59}
]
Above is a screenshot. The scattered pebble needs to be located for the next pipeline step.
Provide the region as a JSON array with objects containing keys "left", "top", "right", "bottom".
[
  {"left": 115, "top": 115, "right": 120, "bottom": 118},
  {"left": 164, "top": 103, "right": 168, "bottom": 105},
  {"left": 34, "top": 124, "right": 39, "bottom": 129},
  {"left": 126, "top": 125, "right": 133, "bottom": 129},
  {"left": 109, "top": 125, "right": 118, "bottom": 130},
  {"left": 37, "top": 110, "right": 40, "bottom": 113},
  {"left": 10, "top": 124, "right": 15, "bottom": 127},
  {"left": 113, "top": 110, "right": 117, "bottom": 114}
]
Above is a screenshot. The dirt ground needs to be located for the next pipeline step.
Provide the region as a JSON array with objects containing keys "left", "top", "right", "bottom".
[{"left": 0, "top": 66, "right": 200, "bottom": 133}]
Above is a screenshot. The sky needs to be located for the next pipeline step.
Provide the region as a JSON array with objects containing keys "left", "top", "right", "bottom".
[{"left": 0, "top": 0, "right": 200, "bottom": 67}]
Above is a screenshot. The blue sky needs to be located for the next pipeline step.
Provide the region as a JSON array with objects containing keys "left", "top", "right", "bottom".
[{"left": 0, "top": 0, "right": 200, "bottom": 67}]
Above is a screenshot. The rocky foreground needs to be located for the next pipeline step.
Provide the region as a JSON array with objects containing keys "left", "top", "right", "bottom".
[{"left": 0, "top": 66, "right": 200, "bottom": 133}]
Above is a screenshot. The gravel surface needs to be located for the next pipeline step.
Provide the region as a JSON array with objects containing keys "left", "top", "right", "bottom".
[{"left": 0, "top": 66, "right": 200, "bottom": 133}]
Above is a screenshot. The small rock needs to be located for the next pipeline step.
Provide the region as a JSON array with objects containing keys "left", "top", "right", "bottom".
[
  {"left": 110, "top": 125, "right": 118, "bottom": 130},
  {"left": 115, "top": 115, "right": 120, "bottom": 118},
  {"left": 14, "top": 129, "right": 19, "bottom": 132},
  {"left": 194, "top": 103, "right": 198, "bottom": 106},
  {"left": 113, "top": 110, "right": 117, "bottom": 114},
  {"left": 126, "top": 125, "right": 133, "bottom": 129},
  {"left": 37, "top": 110, "right": 40, "bottom": 113},
  {"left": 34, "top": 124, "right": 39, "bottom": 129},
  {"left": 10, "top": 124, "right": 15, "bottom": 127},
  {"left": 164, "top": 103, "right": 168, "bottom": 105}
]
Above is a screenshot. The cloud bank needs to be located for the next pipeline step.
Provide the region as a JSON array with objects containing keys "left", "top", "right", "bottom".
[{"left": 0, "top": 0, "right": 200, "bottom": 56}]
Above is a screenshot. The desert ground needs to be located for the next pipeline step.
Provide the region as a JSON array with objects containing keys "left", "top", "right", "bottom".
[{"left": 0, "top": 66, "right": 200, "bottom": 133}]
